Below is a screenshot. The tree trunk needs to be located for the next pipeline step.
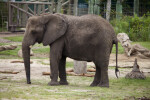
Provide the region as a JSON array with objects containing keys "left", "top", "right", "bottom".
[
  {"left": 116, "top": 0, "right": 122, "bottom": 20},
  {"left": 134, "top": 0, "right": 139, "bottom": 16},
  {"left": 56, "top": 0, "right": 63, "bottom": 13},
  {"left": 73, "top": 60, "right": 87, "bottom": 74},
  {"left": 93, "top": 0, "right": 100, "bottom": 15},
  {"left": 73, "top": 0, "right": 78, "bottom": 16},
  {"left": 88, "top": 0, "right": 94, "bottom": 14},
  {"left": 106, "top": 0, "right": 111, "bottom": 21}
]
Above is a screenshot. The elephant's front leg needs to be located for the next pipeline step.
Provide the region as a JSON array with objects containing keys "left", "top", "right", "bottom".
[
  {"left": 48, "top": 56, "right": 60, "bottom": 86},
  {"left": 48, "top": 47, "right": 62, "bottom": 86},
  {"left": 59, "top": 56, "right": 69, "bottom": 85}
]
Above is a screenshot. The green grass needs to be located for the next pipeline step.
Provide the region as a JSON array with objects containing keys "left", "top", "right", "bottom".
[
  {"left": 32, "top": 44, "right": 50, "bottom": 54},
  {"left": 112, "top": 43, "right": 124, "bottom": 54},
  {"left": 4, "top": 36, "right": 23, "bottom": 42},
  {"left": 0, "top": 77, "right": 150, "bottom": 100},
  {"left": 132, "top": 42, "right": 150, "bottom": 50}
]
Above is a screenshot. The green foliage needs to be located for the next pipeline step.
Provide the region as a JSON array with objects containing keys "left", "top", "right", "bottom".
[{"left": 111, "top": 14, "right": 150, "bottom": 41}]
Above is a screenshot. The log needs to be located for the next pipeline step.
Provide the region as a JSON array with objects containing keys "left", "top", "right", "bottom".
[
  {"left": 66, "top": 72, "right": 94, "bottom": 77},
  {"left": 109, "top": 66, "right": 133, "bottom": 68},
  {"left": 0, "top": 76, "right": 7, "bottom": 80},
  {"left": 10, "top": 60, "right": 33, "bottom": 64},
  {"left": 42, "top": 72, "right": 50, "bottom": 75},
  {"left": 42, "top": 71, "right": 95, "bottom": 77},
  {"left": 66, "top": 69, "right": 74, "bottom": 72},
  {"left": 0, "top": 45, "right": 17, "bottom": 51},
  {"left": 87, "top": 68, "right": 96, "bottom": 72},
  {"left": 0, "top": 71, "right": 19, "bottom": 74}
]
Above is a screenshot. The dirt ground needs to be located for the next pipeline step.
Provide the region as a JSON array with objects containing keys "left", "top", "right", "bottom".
[{"left": 0, "top": 33, "right": 150, "bottom": 81}]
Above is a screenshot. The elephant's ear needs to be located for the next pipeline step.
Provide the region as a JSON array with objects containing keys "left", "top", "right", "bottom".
[{"left": 41, "top": 14, "right": 67, "bottom": 46}]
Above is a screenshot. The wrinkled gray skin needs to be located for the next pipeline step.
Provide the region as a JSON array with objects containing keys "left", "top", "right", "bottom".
[{"left": 22, "top": 13, "right": 119, "bottom": 87}]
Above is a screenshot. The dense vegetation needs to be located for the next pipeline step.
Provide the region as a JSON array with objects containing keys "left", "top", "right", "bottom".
[{"left": 111, "top": 13, "right": 150, "bottom": 41}]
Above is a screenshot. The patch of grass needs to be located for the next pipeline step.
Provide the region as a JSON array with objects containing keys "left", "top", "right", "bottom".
[
  {"left": 0, "top": 45, "right": 21, "bottom": 59},
  {"left": 32, "top": 44, "right": 50, "bottom": 53},
  {"left": 0, "top": 77, "right": 150, "bottom": 100},
  {"left": 66, "top": 62, "right": 74, "bottom": 68},
  {"left": 4, "top": 36, "right": 23, "bottom": 42},
  {"left": 132, "top": 42, "right": 150, "bottom": 50},
  {"left": 0, "top": 43, "right": 10, "bottom": 46},
  {"left": 112, "top": 43, "right": 124, "bottom": 54}
]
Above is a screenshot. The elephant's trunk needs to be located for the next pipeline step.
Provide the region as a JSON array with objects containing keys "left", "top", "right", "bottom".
[{"left": 22, "top": 41, "right": 31, "bottom": 84}]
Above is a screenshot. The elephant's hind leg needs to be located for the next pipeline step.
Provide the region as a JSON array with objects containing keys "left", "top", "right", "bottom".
[
  {"left": 90, "top": 64, "right": 101, "bottom": 86},
  {"left": 59, "top": 56, "right": 69, "bottom": 85},
  {"left": 97, "top": 61, "right": 109, "bottom": 88}
]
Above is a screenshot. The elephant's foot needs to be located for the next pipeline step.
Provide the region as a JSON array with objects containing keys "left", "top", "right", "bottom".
[
  {"left": 27, "top": 82, "right": 31, "bottom": 84},
  {"left": 27, "top": 81, "right": 31, "bottom": 84},
  {"left": 90, "top": 81, "right": 99, "bottom": 87},
  {"left": 59, "top": 80, "right": 69, "bottom": 85},
  {"left": 48, "top": 81, "right": 60, "bottom": 86},
  {"left": 97, "top": 82, "right": 109, "bottom": 88}
]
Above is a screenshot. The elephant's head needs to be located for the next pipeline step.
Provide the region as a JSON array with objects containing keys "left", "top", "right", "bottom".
[{"left": 22, "top": 14, "right": 67, "bottom": 84}]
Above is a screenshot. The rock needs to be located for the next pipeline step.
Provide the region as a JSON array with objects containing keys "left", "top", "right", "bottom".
[{"left": 125, "top": 58, "right": 146, "bottom": 79}]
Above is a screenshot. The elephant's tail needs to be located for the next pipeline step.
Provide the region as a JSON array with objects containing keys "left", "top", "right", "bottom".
[{"left": 114, "top": 40, "right": 119, "bottom": 78}]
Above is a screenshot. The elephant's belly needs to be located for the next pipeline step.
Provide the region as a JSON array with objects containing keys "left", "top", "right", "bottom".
[{"left": 63, "top": 45, "right": 95, "bottom": 62}]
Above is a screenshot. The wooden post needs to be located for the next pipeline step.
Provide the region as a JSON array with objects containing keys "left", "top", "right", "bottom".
[
  {"left": 17, "top": 3, "right": 20, "bottom": 26},
  {"left": 56, "top": 0, "right": 62, "bottom": 13},
  {"left": 106, "top": 0, "right": 111, "bottom": 21},
  {"left": 49, "top": 0, "right": 54, "bottom": 13},
  {"left": 73, "top": 0, "right": 78, "bottom": 15},
  {"left": 68, "top": 0, "right": 74, "bottom": 15},
  {"left": 116, "top": 0, "right": 122, "bottom": 20},
  {"left": 38, "top": 0, "right": 42, "bottom": 15},
  {"left": 8, "top": 0, "right": 12, "bottom": 31},
  {"left": 22, "top": 3, "right": 28, "bottom": 26},
  {"left": 34, "top": 3, "right": 37, "bottom": 15},
  {"left": 74, "top": 60, "right": 87, "bottom": 74},
  {"left": 134, "top": 0, "right": 139, "bottom": 16},
  {"left": 93, "top": 0, "right": 100, "bottom": 15},
  {"left": 88, "top": 0, "right": 94, "bottom": 14},
  {"left": 42, "top": 4, "right": 45, "bottom": 13}
]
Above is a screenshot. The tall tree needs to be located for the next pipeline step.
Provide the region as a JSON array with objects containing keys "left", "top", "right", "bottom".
[
  {"left": 116, "top": 0, "right": 122, "bottom": 20},
  {"left": 106, "top": 0, "right": 111, "bottom": 21},
  {"left": 134, "top": 0, "right": 139, "bottom": 16}
]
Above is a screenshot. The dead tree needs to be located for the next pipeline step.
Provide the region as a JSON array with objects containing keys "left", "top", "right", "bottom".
[
  {"left": 125, "top": 58, "right": 146, "bottom": 79},
  {"left": 117, "top": 33, "right": 150, "bottom": 58}
]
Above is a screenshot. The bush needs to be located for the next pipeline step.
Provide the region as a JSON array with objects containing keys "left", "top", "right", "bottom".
[{"left": 111, "top": 14, "right": 150, "bottom": 41}]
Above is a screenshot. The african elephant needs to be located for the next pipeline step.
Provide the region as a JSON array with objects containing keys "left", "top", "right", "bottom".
[{"left": 22, "top": 13, "right": 119, "bottom": 87}]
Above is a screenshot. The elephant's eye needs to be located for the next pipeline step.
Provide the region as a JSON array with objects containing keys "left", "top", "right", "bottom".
[{"left": 31, "top": 30, "right": 36, "bottom": 34}]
